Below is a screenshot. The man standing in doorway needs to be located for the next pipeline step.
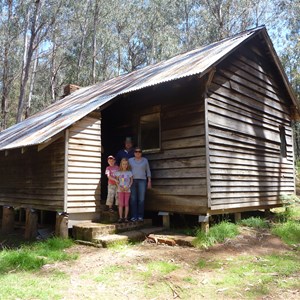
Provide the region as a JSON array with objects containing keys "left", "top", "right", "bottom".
[{"left": 116, "top": 137, "right": 135, "bottom": 165}]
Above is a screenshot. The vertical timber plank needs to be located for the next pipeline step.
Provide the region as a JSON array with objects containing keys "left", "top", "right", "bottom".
[
  {"left": 25, "top": 208, "right": 38, "bottom": 240},
  {"left": 64, "top": 129, "right": 69, "bottom": 212},
  {"left": 2, "top": 206, "right": 15, "bottom": 234},
  {"left": 55, "top": 212, "right": 69, "bottom": 238},
  {"left": 204, "top": 69, "right": 215, "bottom": 209},
  {"left": 234, "top": 212, "right": 242, "bottom": 222}
]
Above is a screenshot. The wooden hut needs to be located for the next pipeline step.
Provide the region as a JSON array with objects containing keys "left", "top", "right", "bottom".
[{"left": 0, "top": 26, "right": 298, "bottom": 235}]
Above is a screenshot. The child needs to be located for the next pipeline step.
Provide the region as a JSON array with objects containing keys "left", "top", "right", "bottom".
[
  {"left": 116, "top": 158, "right": 133, "bottom": 223},
  {"left": 105, "top": 155, "right": 119, "bottom": 213}
]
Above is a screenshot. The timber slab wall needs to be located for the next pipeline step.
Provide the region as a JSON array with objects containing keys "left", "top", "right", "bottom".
[
  {"left": 66, "top": 113, "right": 101, "bottom": 225},
  {"left": 207, "top": 43, "right": 295, "bottom": 211},
  {"left": 0, "top": 138, "right": 65, "bottom": 211}
]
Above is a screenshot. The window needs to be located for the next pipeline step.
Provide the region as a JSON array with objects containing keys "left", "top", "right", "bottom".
[
  {"left": 279, "top": 126, "right": 287, "bottom": 157},
  {"left": 139, "top": 112, "right": 161, "bottom": 152}
]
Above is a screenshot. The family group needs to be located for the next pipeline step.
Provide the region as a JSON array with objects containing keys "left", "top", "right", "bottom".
[{"left": 105, "top": 137, "right": 151, "bottom": 223}]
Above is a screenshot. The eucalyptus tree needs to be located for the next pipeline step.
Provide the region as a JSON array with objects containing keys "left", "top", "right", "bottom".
[
  {"left": 279, "top": 0, "right": 300, "bottom": 98},
  {"left": 16, "top": 0, "right": 62, "bottom": 123},
  {"left": 0, "top": 0, "right": 23, "bottom": 129}
]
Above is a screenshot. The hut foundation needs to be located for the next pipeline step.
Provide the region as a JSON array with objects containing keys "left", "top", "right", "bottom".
[
  {"left": 55, "top": 212, "right": 69, "bottom": 238},
  {"left": 25, "top": 208, "right": 38, "bottom": 240},
  {"left": 2, "top": 206, "right": 15, "bottom": 234}
]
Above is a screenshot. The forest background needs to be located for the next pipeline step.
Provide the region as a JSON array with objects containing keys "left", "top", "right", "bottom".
[{"left": 0, "top": 0, "right": 299, "bottom": 154}]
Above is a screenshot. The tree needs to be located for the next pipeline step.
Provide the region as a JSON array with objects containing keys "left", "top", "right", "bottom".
[
  {"left": 0, "top": 0, "right": 21, "bottom": 129},
  {"left": 0, "top": 0, "right": 294, "bottom": 127},
  {"left": 16, "top": 0, "right": 60, "bottom": 123}
]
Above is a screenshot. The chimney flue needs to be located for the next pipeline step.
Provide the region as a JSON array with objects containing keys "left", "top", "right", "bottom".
[{"left": 63, "top": 84, "right": 80, "bottom": 98}]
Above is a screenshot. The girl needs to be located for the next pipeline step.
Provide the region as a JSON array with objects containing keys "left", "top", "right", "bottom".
[{"left": 116, "top": 158, "right": 133, "bottom": 223}]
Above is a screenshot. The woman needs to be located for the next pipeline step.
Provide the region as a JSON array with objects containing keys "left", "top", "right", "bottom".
[{"left": 128, "top": 147, "right": 151, "bottom": 222}]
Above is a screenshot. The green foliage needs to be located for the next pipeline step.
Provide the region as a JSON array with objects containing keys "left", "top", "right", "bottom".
[
  {"left": 280, "top": 194, "right": 300, "bottom": 207},
  {"left": 193, "top": 221, "right": 239, "bottom": 248},
  {"left": 239, "top": 217, "right": 269, "bottom": 229},
  {"left": 271, "top": 220, "right": 300, "bottom": 246},
  {"left": 0, "top": 0, "right": 295, "bottom": 125},
  {"left": 0, "top": 237, "right": 76, "bottom": 274}
]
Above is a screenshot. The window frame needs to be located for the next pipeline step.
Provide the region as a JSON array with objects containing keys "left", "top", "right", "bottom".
[
  {"left": 138, "top": 110, "right": 161, "bottom": 153},
  {"left": 279, "top": 125, "right": 287, "bottom": 158}
]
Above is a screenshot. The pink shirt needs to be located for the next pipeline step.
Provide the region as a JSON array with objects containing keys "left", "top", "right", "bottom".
[{"left": 105, "top": 165, "right": 119, "bottom": 185}]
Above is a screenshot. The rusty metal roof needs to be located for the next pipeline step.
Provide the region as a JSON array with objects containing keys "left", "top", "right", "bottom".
[{"left": 0, "top": 26, "right": 295, "bottom": 151}]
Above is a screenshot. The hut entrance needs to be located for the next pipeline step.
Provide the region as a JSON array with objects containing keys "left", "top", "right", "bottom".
[{"left": 100, "top": 96, "right": 137, "bottom": 203}]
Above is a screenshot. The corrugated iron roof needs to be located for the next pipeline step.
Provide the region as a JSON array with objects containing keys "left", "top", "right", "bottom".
[{"left": 0, "top": 26, "right": 295, "bottom": 151}]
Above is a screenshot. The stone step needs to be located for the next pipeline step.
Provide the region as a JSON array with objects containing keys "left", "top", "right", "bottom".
[
  {"left": 72, "top": 219, "right": 152, "bottom": 242},
  {"left": 89, "top": 226, "right": 165, "bottom": 248},
  {"left": 100, "top": 210, "right": 119, "bottom": 223}
]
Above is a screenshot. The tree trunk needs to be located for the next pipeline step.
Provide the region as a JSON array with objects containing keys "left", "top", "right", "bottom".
[
  {"left": 25, "top": 46, "right": 39, "bottom": 119},
  {"left": 16, "top": 1, "right": 41, "bottom": 123},
  {"left": 77, "top": 0, "right": 91, "bottom": 82},
  {"left": 91, "top": 0, "right": 99, "bottom": 84},
  {"left": 1, "top": 0, "right": 13, "bottom": 130}
]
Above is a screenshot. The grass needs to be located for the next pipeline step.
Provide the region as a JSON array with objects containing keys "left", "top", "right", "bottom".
[
  {"left": 0, "top": 237, "right": 77, "bottom": 299},
  {"left": 0, "top": 270, "right": 69, "bottom": 300},
  {"left": 239, "top": 216, "right": 269, "bottom": 229},
  {"left": 210, "top": 252, "right": 300, "bottom": 298},
  {"left": 193, "top": 221, "right": 239, "bottom": 248},
  {"left": 94, "top": 265, "right": 125, "bottom": 284},
  {"left": 0, "top": 205, "right": 298, "bottom": 299},
  {"left": 0, "top": 237, "right": 77, "bottom": 274},
  {"left": 271, "top": 220, "right": 300, "bottom": 246},
  {"left": 145, "top": 261, "right": 179, "bottom": 275},
  {"left": 105, "top": 240, "right": 134, "bottom": 250}
]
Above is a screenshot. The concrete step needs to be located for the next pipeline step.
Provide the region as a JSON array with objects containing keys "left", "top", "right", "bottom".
[
  {"left": 72, "top": 219, "right": 152, "bottom": 242},
  {"left": 100, "top": 210, "right": 119, "bottom": 223},
  {"left": 77, "top": 226, "right": 165, "bottom": 248}
]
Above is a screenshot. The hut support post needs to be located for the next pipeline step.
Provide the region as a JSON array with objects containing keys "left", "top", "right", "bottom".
[
  {"left": 25, "top": 208, "right": 38, "bottom": 240},
  {"left": 158, "top": 212, "right": 171, "bottom": 228},
  {"left": 234, "top": 212, "right": 242, "bottom": 223},
  {"left": 55, "top": 212, "right": 69, "bottom": 238},
  {"left": 198, "top": 214, "right": 210, "bottom": 233},
  {"left": 2, "top": 206, "right": 15, "bottom": 234}
]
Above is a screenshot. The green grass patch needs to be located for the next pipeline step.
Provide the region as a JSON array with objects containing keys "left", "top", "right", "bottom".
[
  {"left": 196, "top": 258, "right": 222, "bottom": 270},
  {"left": 274, "top": 207, "right": 298, "bottom": 223},
  {"left": 94, "top": 265, "right": 125, "bottom": 284},
  {"left": 183, "top": 276, "right": 197, "bottom": 284},
  {"left": 193, "top": 221, "right": 239, "bottom": 248},
  {"left": 0, "top": 270, "right": 69, "bottom": 300},
  {"left": 271, "top": 220, "right": 300, "bottom": 245},
  {"left": 212, "top": 252, "right": 300, "bottom": 298},
  {"left": 105, "top": 240, "right": 131, "bottom": 250},
  {"left": 141, "top": 261, "right": 179, "bottom": 279},
  {"left": 239, "top": 217, "right": 269, "bottom": 229},
  {"left": 0, "top": 237, "right": 76, "bottom": 274}
]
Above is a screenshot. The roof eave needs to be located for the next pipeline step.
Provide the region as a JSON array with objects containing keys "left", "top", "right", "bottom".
[{"left": 259, "top": 28, "right": 299, "bottom": 111}]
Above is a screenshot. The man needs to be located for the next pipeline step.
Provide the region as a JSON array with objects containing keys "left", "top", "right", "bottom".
[{"left": 116, "top": 137, "right": 135, "bottom": 165}]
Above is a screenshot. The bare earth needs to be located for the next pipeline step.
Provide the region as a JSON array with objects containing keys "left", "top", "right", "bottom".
[{"left": 40, "top": 228, "right": 300, "bottom": 300}]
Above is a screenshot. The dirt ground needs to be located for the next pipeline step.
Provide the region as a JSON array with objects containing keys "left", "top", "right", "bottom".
[{"left": 40, "top": 227, "right": 299, "bottom": 300}]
